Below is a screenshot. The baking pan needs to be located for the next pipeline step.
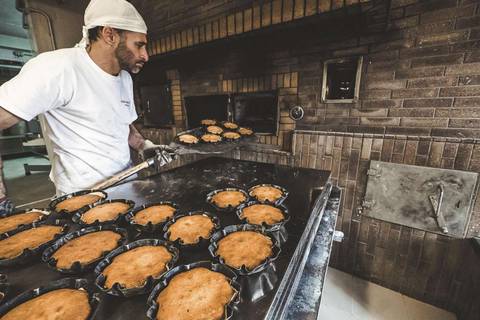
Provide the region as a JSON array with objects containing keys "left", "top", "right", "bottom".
[
  {"left": 94, "top": 238, "right": 179, "bottom": 297},
  {"left": 0, "top": 274, "right": 8, "bottom": 305},
  {"left": 162, "top": 210, "right": 221, "bottom": 249},
  {"left": 0, "top": 220, "right": 69, "bottom": 267},
  {"left": 49, "top": 190, "right": 108, "bottom": 217},
  {"left": 72, "top": 199, "right": 135, "bottom": 226},
  {"left": 146, "top": 260, "right": 241, "bottom": 320},
  {"left": 206, "top": 187, "right": 249, "bottom": 212},
  {"left": 209, "top": 224, "right": 281, "bottom": 276},
  {"left": 248, "top": 184, "right": 288, "bottom": 205},
  {"left": 42, "top": 225, "right": 129, "bottom": 274},
  {"left": 126, "top": 201, "right": 179, "bottom": 233},
  {"left": 0, "top": 278, "right": 100, "bottom": 319},
  {"left": 0, "top": 208, "right": 51, "bottom": 234},
  {"left": 236, "top": 201, "right": 290, "bottom": 232}
]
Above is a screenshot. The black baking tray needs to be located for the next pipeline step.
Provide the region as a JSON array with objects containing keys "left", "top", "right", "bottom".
[
  {"left": 72, "top": 199, "right": 135, "bottom": 226},
  {"left": 0, "top": 221, "right": 69, "bottom": 267},
  {"left": 206, "top": 188, "right": 249, "bottom": 212},
  {"left": 236, "top": 201, "right": 290, "bottom": 232},
  {"left": 42, "top": 225, "right": 129, "bottom": 274},
  {"left": 125, "top": 201, "right": 179, "bottom": 233},
  {"left": 49, "top": 190, "right": 108, "bottom": 216},
  {"left": 94, "top": 239, "right": 179, "bottom": 297},
  {"left": 0, "top": 274, "right": 8, "bottom": 304},
  {"left": 162, "top": 210, "right": 221, "bottom": 249},
  {"left": 0, "top": 278, "right": 100, "bottom": 319},
  {"left": 146, "top": 260, "right": 241, "bottom": 320},
  {"left": 0, "top": 208, "right": 51, "bottom": 234},
  {"left": 0, "top": 157, "right": 331, "bottom": 320},
  {"left": 209, "top": 224, "right": 281, "bottom": 276}
]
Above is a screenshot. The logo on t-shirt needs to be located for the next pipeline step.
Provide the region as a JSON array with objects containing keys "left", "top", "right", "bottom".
[{"left": 121, "top": 100, "right": 131, "bottom": 108}]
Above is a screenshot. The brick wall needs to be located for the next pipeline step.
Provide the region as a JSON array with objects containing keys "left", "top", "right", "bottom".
[{"left": 133, "top": 0, "right": 480, "bottom": 318}]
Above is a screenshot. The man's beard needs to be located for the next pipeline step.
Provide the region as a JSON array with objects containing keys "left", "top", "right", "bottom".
[{"left": 115, "top": 40, "right": 144, "bottom": 74}]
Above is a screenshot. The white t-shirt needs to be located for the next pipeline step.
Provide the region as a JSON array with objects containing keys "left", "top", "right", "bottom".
[{"left": 0, "top": 47, "right": 137, "bottom": 194}]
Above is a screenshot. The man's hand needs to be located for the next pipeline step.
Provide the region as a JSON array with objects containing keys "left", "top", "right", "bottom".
[{"left": 140, "top": 139, "right": 176, "bottom": 161}]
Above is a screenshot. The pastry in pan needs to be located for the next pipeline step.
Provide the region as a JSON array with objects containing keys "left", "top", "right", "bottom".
[
  {"left": 0, "top": 211, "right": 45, "bottom": 234},
  {"left": 79, "top": 202, "right": 131, "bottom": 224},
  {"left": 167, "top": 215, "right": 215, "bottom": 244},
  {"left": 223, "top": 122, "right": 239, "bottom": 130},
  {"left": 240, "top": 204, "right": 284, "bottom": 226},
  {"left": 206, "top": 125, "right": 223, "bottom": 135},
  {"left": 201, "top": 119, "right": 217, "bottom": 126},
  {"left": 178, "top": 134, "right": 199, "bottom": 144},
  {"left": 222, "top": 131, "right": 241, "bottom": 140},
  {"left": 211, "top": 190, "right": 247, "bottom": 208},
  {"left": 201, "top": 134, "right": 222, "bottom": 143},
  {"left": 132, "top": 204, "right": 176, "bottom": 226},
  {"left": 55, "top": 193, "right": 103, "bottom": 213},
  {"left": 238, "top": 127, "right": 253, "bottom": 136},
  {"left": 250, "top": 185, "right": 284, "bottom": 203}
]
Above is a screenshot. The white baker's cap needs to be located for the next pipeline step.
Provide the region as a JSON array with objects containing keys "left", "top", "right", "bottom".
[{"left": 76, "top": 0, "right": 147, "bottom": 48}]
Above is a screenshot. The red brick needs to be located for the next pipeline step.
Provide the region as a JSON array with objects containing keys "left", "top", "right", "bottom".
[
  {"left": 407, "top": 77, "right": 457, "bottom": 88},
  {"left": 392, "top": 88, "right": 439, "bottom": 98},
  {"left": 440, "top": 86, "right": 480, "bottom": 97},
  {"left": 400, "top": 118, "right": 449, "bottom": 127},
  {"left": 403, "top": 98, "right": 453, "bottom": 108},
  {"left": 360, "top": 117, "right": 400, "bottom": 126},
  {"left": 366, "top": 80, "right": 406, "bottom": 90},
  {"left": 465, "top": 50, "right": 480, "bottom": 63},
  {"left": 411, "top": 54, "right": 464, "bottom": 68},
  {"left": 362, "top": 100, "right": 402, "bottom": 109},
  {"left": 362, "top": 90, "right": 392, "bottom": 100},
  {"left": 388, "top": 108, "right": 435, "bottom": 117},
  {"left": 449, "top": 119, "right": 480, "bottom": 128},
  {"left": 445, "top": 62, "right": 480, "bottom": 75},
  {"left": 420, "top": 5, "right": 475, "bottom": 24},
  {"left": 456, "top": 16, "right": 480, "bottom": 29},
  {"left": 399, "top": 45, "right": 450, "bottom": 58},
  {"left": 417, "top": 31, "right": 469, "bottom": 46},
  {"left": 454, "top": 97, "right": 480, "bottom": 108},
  {"left": 395, "top": 67, "right": 445, "bottom": 79},
  {"left": 459, "top": 75, "right": 480, "bottom": 86}
]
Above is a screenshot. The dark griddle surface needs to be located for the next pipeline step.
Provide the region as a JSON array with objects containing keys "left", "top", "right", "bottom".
[{"left": 0, "top": 157, "right": 330, "bottom": 320}]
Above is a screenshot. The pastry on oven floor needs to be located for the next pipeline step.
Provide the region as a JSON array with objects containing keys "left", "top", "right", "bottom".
[
  {"left": 223, "top": 122, "right": 238, "bottom": 130},
  {"left": 102, "top": 245, "right": 172, "bottom": 289},
  {"left": 132, "top": 205, "right": 176, "bottom": 225},
  {"left": 250, "top": 185, "right": 284, "bottom": 203},
  {"left": 0, "top": 288, "right": 90, "bottom": 320},
  {"left": 0, "top": 211, "right": 45, "bottom": 234},
  {"left": 238, "top": 127, "right": 253, "bottom": 136},
  {"left": 206, "top": 125, "right": 223, "bottom": 135},
  {"left": 55, "top": 193, "right": 103, "bottom": 213},
  {"left": 222, "top": 131, "right": 241, "bottom": 140},
  {"left": 240, "top": 204, "right": 284, "bottom": 225},
  {"left": 155, "top": 267, "right": 234, "bottom": 320},
  {"left": 211, "top": 190, "right": 246, "bottom": 208},
  {"left": 52, "top": 230, "right": 122, "bottom": 269},
  {"left": 79, "top": 202, "right": 131, "bottom": 224},
  {"left": 167, "top": 215, "right": 215, "bottom": 244},
  {"left": 201, "top": 134, "right": 222, "bottom": 143},
  {"left": 216, "top": 230, "right": 272, "bottom": 270},
  {"left": 0, "top": 225, "right": 64, "bottom": 260},
  {"left": 178, "top": 134, "right": 199, "bottom": 144},
  {"left": 201, "top": 119, "right": 217, "bottom": 126}
]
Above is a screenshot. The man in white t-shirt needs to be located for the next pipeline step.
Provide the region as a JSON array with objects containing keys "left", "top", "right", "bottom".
[{"left": 0, "top": 0, "right": 166, "bottom": 196}]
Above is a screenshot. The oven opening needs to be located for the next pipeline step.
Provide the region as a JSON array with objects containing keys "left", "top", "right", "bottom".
[
  {"left": 233, "top": 91, "right": 278, "bottom": 135},
  {"left": 184, "top": 95, "right": 229, "bottom": 129}
]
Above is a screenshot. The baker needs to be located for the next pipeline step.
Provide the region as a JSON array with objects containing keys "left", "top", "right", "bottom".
[{"left": 0, "top": 0, "right": 169, "bottom": 196}]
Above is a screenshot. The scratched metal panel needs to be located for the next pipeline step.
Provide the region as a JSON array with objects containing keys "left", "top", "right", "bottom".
[{"left": 362, "top": 161, "right": 479, "bottom": 238}]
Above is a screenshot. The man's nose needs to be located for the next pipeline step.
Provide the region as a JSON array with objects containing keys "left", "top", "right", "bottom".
[{"left": 141, "top": 47, "right": 149, "bottom": 62}]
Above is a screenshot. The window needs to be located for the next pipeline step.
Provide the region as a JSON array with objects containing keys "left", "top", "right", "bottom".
[{"left": 321, "top": 57, "right": 363, "bottom": 103}]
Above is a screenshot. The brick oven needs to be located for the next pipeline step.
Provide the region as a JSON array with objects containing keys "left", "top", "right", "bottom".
[{"left": 132, "top": 0, "right": 480, "bottom": 318}]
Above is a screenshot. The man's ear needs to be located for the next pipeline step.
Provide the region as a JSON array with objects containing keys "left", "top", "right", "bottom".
[{"left": 100, "top": 26, "right": 119, "bottom": 47}]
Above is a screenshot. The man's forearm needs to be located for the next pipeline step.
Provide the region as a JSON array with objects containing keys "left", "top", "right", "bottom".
[
  {"left": 0, "top": 107, "right": 21, "bottom": 130},
  {"left": 128, "top": 124, "right": 146, "bottom": 152}
]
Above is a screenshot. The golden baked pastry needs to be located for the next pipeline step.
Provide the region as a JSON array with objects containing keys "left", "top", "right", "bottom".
[
  {"left": 250, "top": 186, "right": 284, "bottom": 202},
  {"left": 103, "top": 246, "right": 172, "bottom": 289},
  {"left": 211, "top": 190, "right": 246, "bottom": 208},
  {"left": 0, "top": 288, "right": 90, "bottom": 320},
  {"left": 156, "top": 267, "right": 234, "bottom": 320},
  {"left": 80, "top": 202, "right": 131, "bottom": 224},
  {"left": 223, "top": 122, "right": 238, "bottom": 129},
  {"left": 55, "top": 193, "right": 103, "bottom": 213},
  {"left": 0, "top": 211, "right": 45, "bottom": 234},
  {"left": 222, "top": 132, "right": 241, "bottom": 140},
  {"left": 206, "top": 125, "right": 223, "bottom": 135},
  {"left": 179, "top": 134, "right": 199, "bottom": 144},
  {"left": 201, "top": 134, "right": 222, "bottom": 143},
  {"left": 240, "top": 204, "right": 284, "bottom": 225},
  {"left": 238, "top": 127, "right": 253, "bottom": 135},
  {"left": 217, "top": 231, "right": 272, "bottom": 270},
  {"left": 0, "top": 225, "right": 64, "bottom": 260},
  {"left": 167, "top": 215, "right": 215, "bottom": 244},
  {"left": 52, "top": 231, "right": 122, "bottom": 269},
  {"left": 201, "top": 119, "right": 217, "bottom": 126},
  {"left": 132, "top": 205, "right": 176, "bottom": 225}
]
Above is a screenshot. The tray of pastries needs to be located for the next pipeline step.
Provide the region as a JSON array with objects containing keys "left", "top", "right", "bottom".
[
  {"left": 94, "top": 239, "right": 179, "bottom": 297},
  {"left": 49, "top": 190, "right": 107, "bottom": 216},
  {"left": 146, "top": 261, "right": 240, "bottom": 320},
  {"left": 0, "top": 209, "right": 50, "bottom": 235},
  {"left": 0, "top": 221, "right": 68, "bottom": 267},
  {"left": 209, "top": 224, "right": 281, "bottom": 275},
  {"left": 163, "top": 211, "right": 220, "bottom": 247},
  {"left": 126, "top": 202, "right": 178, "bottom": 233},
  {"left": 72, "top": 199, "right": 135, "bottom": 226},
  {"left": 42, "top": 225, "right": 129, "bottom": 274},
  {"left": 0, "top": 278, "right": 99, "bottom": 320}
]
